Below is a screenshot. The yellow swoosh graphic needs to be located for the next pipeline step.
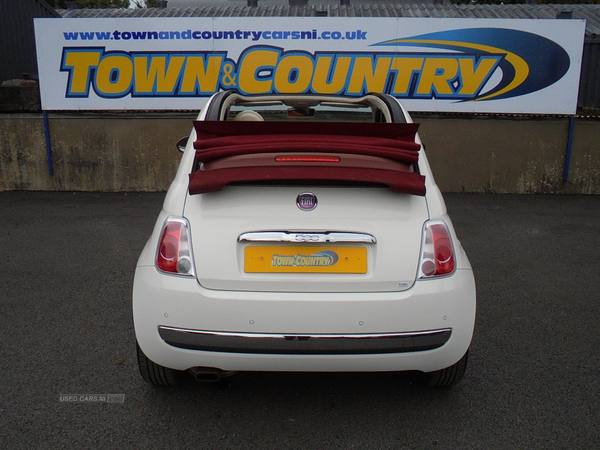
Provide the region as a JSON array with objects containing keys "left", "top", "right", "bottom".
[{"left": 388, "top": 39, "right": 529, "bottom": 101}]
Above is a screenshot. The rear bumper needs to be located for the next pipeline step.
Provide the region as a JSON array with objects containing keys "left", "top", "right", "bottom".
[
  {"left": 158, "top": 326, "right": 451, "bottom": 355},
  {"left": 133, "top": 266, "right": 476, "bottom": 373}
]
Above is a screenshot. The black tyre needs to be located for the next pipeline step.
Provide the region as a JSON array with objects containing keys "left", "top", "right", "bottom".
[
  {"left": 422, "top": 350, "right": 468, "bottom": 388},
  {"left": 136, "top": 342, "right": 185, "bottom": 386}
]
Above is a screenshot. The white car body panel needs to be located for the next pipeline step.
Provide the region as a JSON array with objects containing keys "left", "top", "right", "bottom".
[
  {"left": 184, "top": 186, "right": 428, "bottom": 292},
  {"left": 133, "top": 92, "right": 476, "bottom": 377},
  {"left": 133, "top": 267, "right": 475, "bottom": 373}
]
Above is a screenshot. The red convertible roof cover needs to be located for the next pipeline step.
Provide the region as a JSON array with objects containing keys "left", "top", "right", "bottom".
[{"left": 189, "top": 121, "right": 426, "bottom": 196}]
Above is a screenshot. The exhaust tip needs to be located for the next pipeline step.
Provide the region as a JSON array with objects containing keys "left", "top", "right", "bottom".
[{"left": 189, "top": 367, "right": 237, "bottom": 383}]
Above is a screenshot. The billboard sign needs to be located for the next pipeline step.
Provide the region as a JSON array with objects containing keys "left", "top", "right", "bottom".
[{"left": 34, "top": 17, "right": 586, "bottom": 114}]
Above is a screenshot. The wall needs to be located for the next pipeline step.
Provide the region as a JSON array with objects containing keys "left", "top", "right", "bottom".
[
  {"left": 415, "top": 114, "right": 600, "bottom": 194},
  {"left": 1, "top": 112, "right": 599, "bottom": 194},
  {"left": 0, "top": 113, "right": 193, "bottom": 192}
]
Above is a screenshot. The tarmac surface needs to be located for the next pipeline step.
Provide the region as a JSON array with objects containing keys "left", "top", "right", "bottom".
[{"left": 1, "top": 191, "right": 599, "bottom": 449}]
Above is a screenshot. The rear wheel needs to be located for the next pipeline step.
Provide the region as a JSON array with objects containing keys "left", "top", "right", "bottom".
[
  {"left": 422, "top": 350, "right": 468, "bottom": 387},
  {"left": 136, "top": 342, "right": 185, "bottom": 386}
]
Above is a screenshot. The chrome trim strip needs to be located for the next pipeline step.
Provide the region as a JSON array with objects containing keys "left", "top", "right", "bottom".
[
  {"left": 238, "top": 231, "right": 376, "bottom": 244},
  {"left": 158, "top": 326, "right": 451, "bottom": 355}
]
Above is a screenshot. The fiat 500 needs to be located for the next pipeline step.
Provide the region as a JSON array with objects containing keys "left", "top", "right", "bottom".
[{"left": 133, "top": 91, "right": 476, "bottom": 387}]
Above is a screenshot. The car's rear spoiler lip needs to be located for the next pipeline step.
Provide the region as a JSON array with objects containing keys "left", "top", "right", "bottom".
[{"left": 189, "top": 165, "right": 426, "bottom": 196}]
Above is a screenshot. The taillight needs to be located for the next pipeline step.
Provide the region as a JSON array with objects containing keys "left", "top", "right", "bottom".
[
  {"left": 419, "top": 220, "right": 455, "bottom": 278},
  {"left": 156, "top": 217, "right": 195, "bottom": 277}
]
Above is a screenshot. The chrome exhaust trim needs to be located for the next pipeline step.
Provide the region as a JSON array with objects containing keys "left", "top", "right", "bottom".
[{"left": 188, "top": 367, "right": 237, "bottom": 382}]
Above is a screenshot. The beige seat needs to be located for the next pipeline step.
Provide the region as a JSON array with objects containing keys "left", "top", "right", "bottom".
[{"left": 234, "top": 110, "right": 264, "bottom": 121}]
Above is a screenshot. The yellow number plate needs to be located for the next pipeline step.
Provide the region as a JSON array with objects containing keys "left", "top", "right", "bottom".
[{"left": 244, "top": 246, "right": 367, "bottom": 274}]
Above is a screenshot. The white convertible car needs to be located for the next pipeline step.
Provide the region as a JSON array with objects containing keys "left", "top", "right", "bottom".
[{"left": 133, "top": 91, "right": 476, "bottom": 387}]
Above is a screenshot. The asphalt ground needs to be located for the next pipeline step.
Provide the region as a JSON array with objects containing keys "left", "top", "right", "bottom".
[{"left": 1, "top": 191, "right": 599, "bottom": 449}]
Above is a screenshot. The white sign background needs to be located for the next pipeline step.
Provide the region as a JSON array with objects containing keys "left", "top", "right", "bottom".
[{"left": 35, "top": 17, "right": 586, "bottom": 114}]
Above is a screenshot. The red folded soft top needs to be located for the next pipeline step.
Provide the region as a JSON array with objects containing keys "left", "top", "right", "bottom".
[{"left": 189, "top": 121, "right": 426, "bottom": 196}]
